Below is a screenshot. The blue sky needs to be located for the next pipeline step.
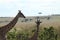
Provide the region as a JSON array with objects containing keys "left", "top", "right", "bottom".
[{"left": 0, "top": 0, "right": 60, "bottom": 17}]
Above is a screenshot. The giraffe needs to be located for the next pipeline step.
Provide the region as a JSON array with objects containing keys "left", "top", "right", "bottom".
[
  {"left": 29, "top": 19, "right": 41, "bottom": 40},
  {"left": 0, "top": 10, "right": 25, "bottom": 40}
]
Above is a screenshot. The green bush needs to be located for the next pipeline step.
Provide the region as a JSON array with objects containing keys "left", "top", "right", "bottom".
[
  {"left": 7, "top": 28, "right": 29, "bottom": 40},
  {"left": 7, "top": 27, "right": 58, "bottom": 40},
  {"left": 39, "top": 27, "right": 58, "bottom": 40}
]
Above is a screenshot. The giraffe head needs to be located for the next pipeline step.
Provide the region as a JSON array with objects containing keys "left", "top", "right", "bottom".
[{"left": 17, "top": 10, "right": 26, "bottom": 18}]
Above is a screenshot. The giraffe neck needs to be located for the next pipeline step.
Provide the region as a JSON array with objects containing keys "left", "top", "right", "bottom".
[
  {"left": 0, "top": 14, "right": 19, "bottom": 35},
  {"left": 29, "top": 25, "right": 39, "bottom": 40},
  {"left": 29, "top": 31, "right": 38, "bottom": 40}
]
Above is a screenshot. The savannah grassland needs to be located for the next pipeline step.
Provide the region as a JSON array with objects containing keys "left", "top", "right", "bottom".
[{"left": 0, "top": 15, "right": 60, "bottom": 40}]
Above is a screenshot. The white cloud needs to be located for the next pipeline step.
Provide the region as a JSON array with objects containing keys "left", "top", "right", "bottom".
[
  {"left": 0, "top": 0, "right": 17, "bottom": 3},
  {"left": 24, "top": 0, "right": 55, "bottom": 2},
  {"left": 0, "top": 0, "right": 60, "bottom": 16}
]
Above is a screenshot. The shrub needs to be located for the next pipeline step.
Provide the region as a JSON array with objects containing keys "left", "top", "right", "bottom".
[
  {"left": 7, "top": 27, "right": 58, "bottom": 40},
  {"left": 7, "top": 28, "right": 29, "bottom": 40},
  {"left": 39, "top": 27, "right": 58, "bottom": 40}
]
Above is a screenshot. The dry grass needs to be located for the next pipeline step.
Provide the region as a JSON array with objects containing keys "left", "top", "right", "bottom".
[{"left": 0, "top": 16, "right": 60, "bottom": 36}]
